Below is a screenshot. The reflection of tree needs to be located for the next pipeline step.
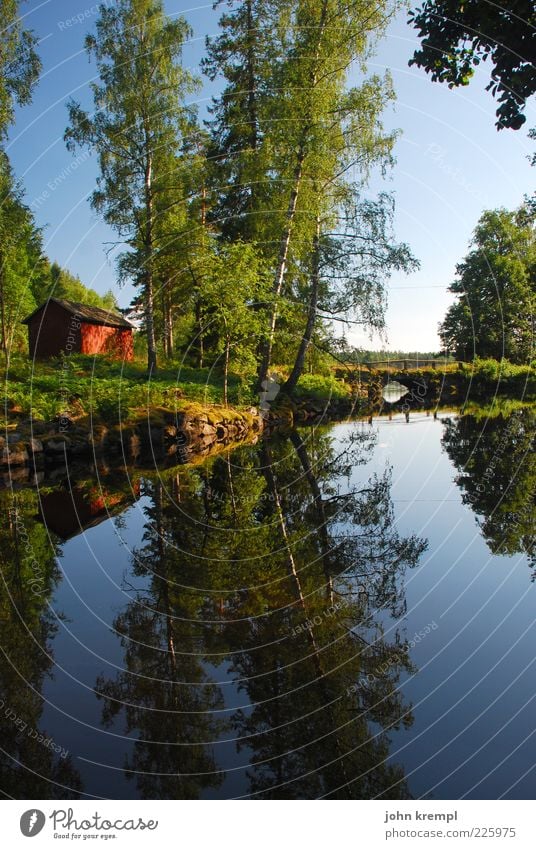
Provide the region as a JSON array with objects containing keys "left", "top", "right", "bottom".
[
  {"left": 96, "top": 426, "right": 426, "bottom": 798},
  {"left": 223, "top": 431, "right": 426, "bottom": 799},
  {"left": 442, "top": 409, "right": 536, "bottom": 572},
  {"left": 0, "top": 489, "right": 82, "bottom": 798},
  {"left": 95, "top": 480, "right": 225, "bottom": 799}
]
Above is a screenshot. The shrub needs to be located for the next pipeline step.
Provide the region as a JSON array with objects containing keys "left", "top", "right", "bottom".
[{"left": 295, "top": 374, "right": 351, "bottom": 401}]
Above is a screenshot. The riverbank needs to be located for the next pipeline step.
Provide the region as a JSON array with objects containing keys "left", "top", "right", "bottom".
[
  {"left": 3, "top": 354, "right": 534, "bottom": 474},
  {"left": 1, "top": 402, "right": 263, "bottom": 475},
  {"left": 332, "top": 358, "right": 535, "bottom": 410}
]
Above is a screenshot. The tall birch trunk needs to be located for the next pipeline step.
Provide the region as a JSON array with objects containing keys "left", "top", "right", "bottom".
[
  {"left": 284, "top": 215, "right": 321, "bottom": 394},
  {"left": 257, "top": 0, "right": 329, "bottom": 388}
]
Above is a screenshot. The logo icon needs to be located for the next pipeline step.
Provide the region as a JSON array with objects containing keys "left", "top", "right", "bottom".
[
  {"left": 20, "top": 810, "right": 46, "bottom": 837},
  {"left": 259, "top": 373, "right": 281, "bottom": 420}
]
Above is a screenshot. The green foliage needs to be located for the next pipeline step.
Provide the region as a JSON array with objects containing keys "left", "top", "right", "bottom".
[
  {"left": 440, "top": 206, "right": 536, "bottom": 364},
  {"left": 201, "top": 241, "right": 270, "bottom": 401},
  {"left": 206, "top": 0, "right": 410, "bottom": 391},
  {"left": 443, "top": 407, "right": 535, "bottom": 567},
  {"left": 3, "top": 353, "right": 255, "bottom": 423},
  {"left": 333, "top": 344, "right": 447, "bottom": 364},
  {"left": 460, "top": 398, "right": 536, "bottom": 420},
  {"left": 0, "top": 149, "right": 117, "bottom": 358},
  {"left": 294, "top": 373, "right": 351, "bottom": 402},
  {"left": 0, "top": 0, "right": 41, "bottom": 139},
  {"left": 409, "top": 0, "right": 536, "bottom": 129},
  {"left": 91, "top": 429, "right": 425, "bottom": 796},
  {"left": 0, "top": 153, "right": 44, "bottom": 354},
  {"left": 0, "top": 484, "right": 83, "bottom": 795},
  {"left": 65, "top": 0, "right": 199, "bottom": 372},
  {"left": 459, "top": 357, "right": 534, "bottom": 383},
  {"left": 34, "top": 262, "right": 118, "bottom": 310}
]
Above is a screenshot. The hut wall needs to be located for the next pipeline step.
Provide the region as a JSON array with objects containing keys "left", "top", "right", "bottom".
[
  {"left": 79, "top": 323, "right": 133, "bottom": 360},
  {"left": 27, "top": 301, "right": 81, "bottom": 359}
]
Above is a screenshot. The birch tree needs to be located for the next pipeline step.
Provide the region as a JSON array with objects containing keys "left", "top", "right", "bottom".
[
  {"left": 0, "top": 0, "right": 41, "bottom": 140},
  {"left": 65, "top": 0, "right": 198, "bottom": 373},
  {"left": 259, "top": 0, "right": 401, "bottom": 387}
]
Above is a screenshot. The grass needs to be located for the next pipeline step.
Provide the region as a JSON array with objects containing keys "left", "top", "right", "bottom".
[
  {"left": 294, "top": 373, "right": 352, "bottom": 402},
  {"left": 459, "top": 357, "right": 535, "bottom": 382},
  {"left": 3, "top": 353, "right": 255, "bottom": 425},
  {"left": 3, "top": 352, "right": 533, "bottom": 428}
]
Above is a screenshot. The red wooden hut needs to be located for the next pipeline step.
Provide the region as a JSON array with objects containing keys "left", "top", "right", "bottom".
[{"left": 22, "top": 298, "right": 134, "bottom": 360}]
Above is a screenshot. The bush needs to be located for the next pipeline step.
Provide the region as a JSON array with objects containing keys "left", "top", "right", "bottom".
[
  {"left": 461, "top": 357, "right": 533, "bottom": 382},
  {"left": 294, "top": 374, "right": 351, "bottom": 401},
  {"left": 92, "top": 394, "right": 129, "bottom": 425}
]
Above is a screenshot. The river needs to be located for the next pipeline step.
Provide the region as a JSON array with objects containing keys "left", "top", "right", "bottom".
[{"left": 1, "top": 406, "right": 534, "bottom": 799}]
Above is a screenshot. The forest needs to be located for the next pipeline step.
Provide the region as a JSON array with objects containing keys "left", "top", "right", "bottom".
[{"left": 1, "top": 0, "right": 534, "bottom": 415}]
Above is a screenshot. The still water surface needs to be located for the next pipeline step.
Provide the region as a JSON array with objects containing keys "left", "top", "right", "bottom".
[{"left": 1, "top": 407, "right": 534, "bottom": 799}]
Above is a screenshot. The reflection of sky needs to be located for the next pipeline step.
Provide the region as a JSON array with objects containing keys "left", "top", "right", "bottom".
[
  {"left": 40, "top": 498, "right": 151, "bottom": 799},
  {"left": 10, "top": 2, "right": 534, "bottom": 351},
  {"left": 345, "top": 415, "right": 536, "bottom": 800}
]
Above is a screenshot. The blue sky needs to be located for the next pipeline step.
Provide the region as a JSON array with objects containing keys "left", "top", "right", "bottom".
[{"left": 7, "top": 0, "right": 535, "bottom": 351}]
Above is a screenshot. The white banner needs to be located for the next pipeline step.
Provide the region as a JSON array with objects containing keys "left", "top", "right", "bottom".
[{"left": 2, "top": 800, "right": 534, "bottom": 848}]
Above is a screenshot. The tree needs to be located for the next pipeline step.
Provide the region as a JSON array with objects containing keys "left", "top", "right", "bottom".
[
  {"left": 65, "top": 0, "right": 198, "bottom": 373},
  {"left": 203, "top": 0, "right": 280, "bottom": 244},
  {"left": 151, "top": 133, "right": 212, "bottom": 360},
  {"left": 439, "top": 206, "right": 535, "bottom": 362},
  {"left": 227, "top": 432, "right": 424, "bottom": 797},
  {"left": 409, "top": 0, "right": 536, "bottom": 130},
  {"left": 94, "top": 428, "right": 427, "bottom": 798},
  {"left": 0, "top": 2, "right": 42, "bottom": 356},
  {"left": 202, "top": 241, "right": 269, "bottom": 403},
  {"left": 0, "top": 488, "right": 82, "bottom": 797},
  {"left": 0, "top": 153, "right": 44, "bottom": 355},
  {"left": 95, "top": 480, "right": 225, "bottom": 799},
  {"left": 284, "top": 192, "right": 418, "bottom": 394},
  {"left": 0, "top": 0, "right": 41, "bottom": 139},
  {"left": 255, "top": 0, "right": 400, "bottom": 387},
  {"left": 205, "top": 1, "right": 405, "bottom": 393},
  {"left": 32, "top": 261, "right": 117, "bottom": 310}
]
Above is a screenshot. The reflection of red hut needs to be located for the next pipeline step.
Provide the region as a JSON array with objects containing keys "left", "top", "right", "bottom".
[
  {"left": 38, "top": 482, "right": 140, "bottom": 540},
  {"left": 22, "top": 298, "right": 134, "bottom": 360}
]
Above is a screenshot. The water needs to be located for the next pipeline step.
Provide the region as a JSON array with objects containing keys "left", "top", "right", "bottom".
[{"left": 0, "top": 406, "right": 534, "bottom": 799}]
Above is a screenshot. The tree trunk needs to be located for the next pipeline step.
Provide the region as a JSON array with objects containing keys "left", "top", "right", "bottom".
[
  {"left": 0, "top": 248, "right": 7, "bottom": 357},
  {"left": 289, "top": 428, "right": 334, "bottom": 600},
  {"left": 223, "top": 336, "right": 230, "bottom": 406},
  {"left": 154, "top": 482, "right": 176, "bottom": 678},
  {"left": 261, "top": 441, "right": 351, "bottom": 794},
  {"left": 167, "top": 304, "right": 174, "bottom": 359},
  {"left": 144, "top": 154, "right": 157, "bottom": 373},
  {"left": 245, "top": 0, "right": 258, "bottom": 156},
  {"left": 257, "top": 0, "right": 329, "bottom": 389},
  {"left": 257, "top": 141, "right": 306, "bottom": 388},
  {"left": 284, "top": 215, "right": 321, "bottom": 394},
  {"left": 195, "top": 297, "right": 204, "bottom": 368},
  {"left": 245, "top": 0, "right": 259, "bottom": 232},
  {"left": 163, "top": 286, "right": 173, "bottom": 358},
  {"left": 161, "top": 289, "right": 168, "bottom": 358}
]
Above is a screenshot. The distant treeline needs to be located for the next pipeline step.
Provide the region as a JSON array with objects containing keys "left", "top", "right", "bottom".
[{"left": 333, "top": 345, "right": 447, "bottom": 364}]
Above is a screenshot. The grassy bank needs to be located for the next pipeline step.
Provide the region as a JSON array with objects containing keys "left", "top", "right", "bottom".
[
  {"left": 3, "top": 353, "right": 534, "bottom": 431},
  {"left": 3, "top": 354, "right": 252, "bottom": 425},
  {"left": 3, "top": 354, "right": 357, "bottom": 426},
  {"left": 333, "top": 357, "right": 535, "bottom": 404}
]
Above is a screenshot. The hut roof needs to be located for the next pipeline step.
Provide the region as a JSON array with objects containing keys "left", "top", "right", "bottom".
[{"left": 22, "top": 298, "right": 134, "bottom": 329}]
